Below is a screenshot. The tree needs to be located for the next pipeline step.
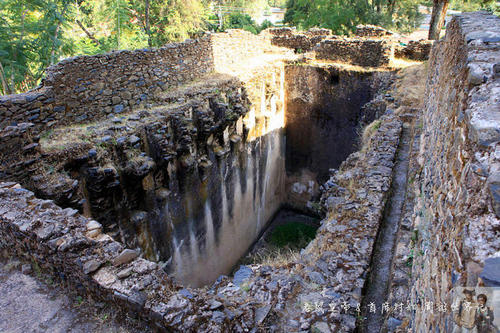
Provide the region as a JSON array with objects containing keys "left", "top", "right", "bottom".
[
  {"left": 284, "top": 0, "right": 422, "bottom": 35},
  {"left": 428, "top": 0, "right": 449, "bottom": 40}
]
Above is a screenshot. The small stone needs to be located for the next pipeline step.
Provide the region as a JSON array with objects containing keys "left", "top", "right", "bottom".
[
  {"left": 22, "top": 143, "right": 39, "bottom": 152},
  {"left": 129, "top": 135, "right": 141, "bottom": 145},
  {"left": 114, "top": 104, "right": 125, "bottom": 113},
  {"left": 112, "top": 249, "right": 138, "bottom": 266},
  {"left": 88, "top": 149, "right": 97, "bottom": 158},
  {"left": 112, "top": 96, "right": 122, "bottom": 104},
  {"left": 467, "top": 64, "right": 485, "bottom": 85},
  {"left": 100, "top": 135, "right": 112, "bottom": 143},
  {"left": 311, "top": 321, "right": 331, "bottom": 333},
  {"left": 179, "top": 289, "right": 194, "bottom": 299},
  {"left": 116, "top": 136, "right": 127, "bottom": 145},
  {"left": 53, "top": 105, "right": 65, "bottom": 113},
  {"left": 308, "top": 271, "right": 326, "bottom": 284},
  {"left": 117, "top": 267, "right": 133, "bottom": 279},
  {"left": 209, "top": 300, "right": 223, "bottom": 310},
  {"left": 233, "top": 265, "right": 253, "bottom": 286},
  {"left": 83, "top": 259, "right": 101, "bottom": 274},
  {"left": 211, "top": 311, "right": 226, "bottom": 324},
  {"left": 387, "top": 317, "right": 403, "bottom": 331},
  {"left": 255, "top": 305, "right": 271, "bottom": 325},
  {"left": 480, "top": 257, "right": 500, "bottom": 287},
  {"left": 487, "top": 172, "right": 500, "bottom": 218},
  {"left": 493, "top": 63, "right": 500, "bottom": 79},
  {"left": 86, "top": 220, "right": 102, "bottom": 231},
  {"left": 86, "top": 229, "right": 101, "bottom": 238},
  {"left": 21, "top": 264, "right": 32, "bottom": 274}
]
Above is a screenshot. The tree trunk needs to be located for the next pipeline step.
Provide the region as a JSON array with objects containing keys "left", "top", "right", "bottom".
[
  {"left": 428, "top": 0, "right": 449, "bottom": 40},
  {"left": 76, "top": 19, "right": 101, "bottom": 46},
  {"left": 145, "top": 0, "right": 151, "bottom": 47},
  {"left": 117, "top": 0, "right": 121, "bottom": 49},
  {"left": 0, "top": 62, "right": 12, "bottom": 95},
  {"left": 388, "top": 0, "right": 397, "bottom": 17}
]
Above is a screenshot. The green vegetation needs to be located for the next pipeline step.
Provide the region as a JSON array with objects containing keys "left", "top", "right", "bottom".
[
  {"left": 269, "top": 221, "right": 317, "bottom": 248},
  {"left": 0, "top": 0, "right": 283, "bottom": 94},
  {"left": 209, "top": 12, "right": 272, "bottom": 34},
  {"left": 427, "top": 0, "right": 498, "bottom": 12},
  {"left": 284, "top": 0, "right": 423, "bottom": 35},
  {"left": 284, "top": 0, "right": 498, "bottom": 36},
  {"left": 1, "top": 0, "right": 497, "bottom": 94},
  {"left": 0, "top": 0, "right": 211, "bottom": 94}
]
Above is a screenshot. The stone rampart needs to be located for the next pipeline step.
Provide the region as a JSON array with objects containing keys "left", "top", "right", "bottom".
[
  {"left": 0, "top": 30, "right": 285, "bottom": 133},
  {"left": 355, "top": 24, "right": 395, "bottom": 38},
  {"left": 314, "top": 38, "right": 394, "bottom": 67},
  {"left": 0, "top": 37, "right": 213, "bottom": 130},
  {"left": 408, "top": 12, "right": 500, "bottom": 331},
  {"left": 395, "top": 40, "right": 433, "bottom": 61},
  {"left": 266, "top": 27, "right": 332, "bottom": 52}
]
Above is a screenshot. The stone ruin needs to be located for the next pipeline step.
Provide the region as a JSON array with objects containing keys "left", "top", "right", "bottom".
[
  {"left": 265, "top": 24, "right": 433, "bottom": 64},
  {"left": 0, "top": 12, "right": 499, "bottom": 333}
]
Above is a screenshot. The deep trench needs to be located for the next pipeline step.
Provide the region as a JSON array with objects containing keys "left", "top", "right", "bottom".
[
  {"left": 7, "top": 65, "right": 394, "bottom": 289},
  {"left": 358, "top": 122, "right": 412, "bottom": 333},
  {"left": 156, "top": 65, "right": 390, "bottom": 287}
]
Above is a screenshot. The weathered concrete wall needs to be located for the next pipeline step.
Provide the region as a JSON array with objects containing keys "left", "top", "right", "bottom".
[
  {"left": 314, "top": 38, "right": 394, "bottom": 67},
  {"left": 284, "top": 63, "right": 393, "bottom": 209},
  {"left": 408, "top": 12, "right": 500, "bottom": 331}
]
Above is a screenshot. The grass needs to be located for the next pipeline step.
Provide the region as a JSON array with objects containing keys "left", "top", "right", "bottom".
[
  {"left": 361, "top": 119, "right": 382, "bottom": 147},
  {"left": 392, "top": 62, "right": 428, "bottom": 113},
  {"left": 269, "top": 222, "right": 317, "bottom": 248},
  {"left": 242, "top": 245, "right": 301, "bottom": 267}
]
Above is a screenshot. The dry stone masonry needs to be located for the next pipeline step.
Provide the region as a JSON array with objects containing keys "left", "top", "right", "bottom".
[
  {"left": 314, "top": 38, "right": 395, "bottom": 67},
  {"left": 0, "top": 12, "right": 499, "bottom": 333},
  {"left": 406, "top": 12, "right": 500, "bottom": 332}
]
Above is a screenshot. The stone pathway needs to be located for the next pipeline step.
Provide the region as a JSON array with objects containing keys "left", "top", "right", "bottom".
[
  {"left": 0, "top": 257, "right": 148, "bottom": 333},
  {"left": 359, "top": 120, "right": 413, "bottom": 332}
]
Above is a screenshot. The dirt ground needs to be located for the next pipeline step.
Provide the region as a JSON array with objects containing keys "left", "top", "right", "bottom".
[{"left": 0, "top": 256, "right": 150, "bottom": 333}]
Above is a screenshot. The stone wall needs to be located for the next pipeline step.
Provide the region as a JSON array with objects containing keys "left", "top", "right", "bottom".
[
  {"left": 314, "top": 38, "right": 394, "bottom": 67},
  {"left": 407, "top": 12, "right": 500, "bottom": 331},
  {"left": 0, "top": 30, "right": 285, "bottom": 133},
  {"left": 0, "top": 37, "right": 214, "bottom": 131},
  {"left": 394, "top": 40, "right": 433, "bottom": 61},
  {"left": 211, "top": 29, "right": 279, "bottom": 72},
  {"left": 266, "top": 27, "right": 332, "bottom": 52},
  {"left": 0, "top": 106, "right": 403, "bottom": 332},
  {"left": 356, "top": 24, "right": 395, "bottom": 38}
]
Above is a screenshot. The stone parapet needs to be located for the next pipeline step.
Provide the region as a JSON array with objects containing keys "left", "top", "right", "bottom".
[
  {"left": 0, "top": 30, "right": 288, "bottom": 133},
  {"left": 356, "top": 24, "right": 395, "bottom": 38},
  {"left": 0, "top": 37, "right": 213, "bottom": 131},
  {"left": 394, "top": 40, "right": 433, "bottom": 61},
  {"left": 267, "top": 27, "right": 332, "bottom": 52},
  {"left": 314, "top": 38, "right": 394, "bottom": 67},
  {"left": 408, "top": 12, "right": 500, "bottom": 331}
]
